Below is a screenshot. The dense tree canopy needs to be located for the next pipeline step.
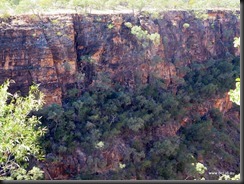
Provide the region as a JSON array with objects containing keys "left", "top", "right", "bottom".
[{"left": 34, "top": 55, "right": 240, "bottom": 180}]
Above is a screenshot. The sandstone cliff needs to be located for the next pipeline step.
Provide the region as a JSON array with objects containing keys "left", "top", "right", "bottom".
[
  {"left": 0, "top": 10, "right": 240, "bottom": 106},
  {"left": 0, "top": 10, "right": 240, "bottom": 180}
]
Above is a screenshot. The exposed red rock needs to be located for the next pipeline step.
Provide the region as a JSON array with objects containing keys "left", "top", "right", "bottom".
[
  {"left": 214, "top": 92, "right": 233, "bottom": 114},
  {"left": 0, "top": 11, "right": 240, "bottom": 179},
  {"left": 0, "top": 10, "right": 240, "bottom": 106}
]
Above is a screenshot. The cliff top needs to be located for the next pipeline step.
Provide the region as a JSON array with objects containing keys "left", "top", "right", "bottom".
[{"left": 0, "top": 9, "right": 240, "bottom": 28}]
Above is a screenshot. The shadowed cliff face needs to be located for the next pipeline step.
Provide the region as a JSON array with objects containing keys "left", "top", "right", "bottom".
[{"left": 0, "top": 10, "right": 240, "bottom": 106}]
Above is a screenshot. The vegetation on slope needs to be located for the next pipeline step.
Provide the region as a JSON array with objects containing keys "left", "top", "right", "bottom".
[
  {"left": 0, "top": 54, "right": 240, "bottom": 179},
  {"left": 35, "top": 56, "right": 240, "bottom": 180},
  {"left": 0, "top": 1, "right": 240, "bottom": 180}
]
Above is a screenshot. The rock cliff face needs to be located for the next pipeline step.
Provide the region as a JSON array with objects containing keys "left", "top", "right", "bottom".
[
  {"left": 0, "top": 14, "right": 77, "bottom": 104},
  {"left": 0, "top": 10, "right": 240, "bottom": 179},
  {"left": 0, "top": 10, "right": 240, "bottom": 106}
]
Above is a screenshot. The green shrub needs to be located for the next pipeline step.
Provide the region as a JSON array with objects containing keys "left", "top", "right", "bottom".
[
  {"left": 183, "top": 23, "right": 190, "bottom": 28},
  {"left": 107, "top": 23, "right": 114, "bottom": 29},
  {"left": 0, "top": 80, "right": 46, "bottom": 180}
]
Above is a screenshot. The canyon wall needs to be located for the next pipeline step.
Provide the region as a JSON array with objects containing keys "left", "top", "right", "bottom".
[
  {"left": 0, "top": 10, "right": 240, "bottom": 179},
  {"left": 0, "top": 10, "right": 240, "bottom": 106}
]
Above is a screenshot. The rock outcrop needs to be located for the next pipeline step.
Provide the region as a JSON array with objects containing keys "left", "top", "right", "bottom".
[
  {"left": 0, "top": 10, "right": 240, "bottom": 106},
  {"left": 0, "top": 14, "right": 77, "bottom": 104}
]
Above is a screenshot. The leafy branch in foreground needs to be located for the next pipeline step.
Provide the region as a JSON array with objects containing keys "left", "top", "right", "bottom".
[
  {"left": 229, "top": 37, "right": 240, "bottom": 106},
  {"left": 228, "top": 77, "right": 240, "bottom": 105},
  {"left": 0, "top": 80, "right": 46, "bottom": 180}
]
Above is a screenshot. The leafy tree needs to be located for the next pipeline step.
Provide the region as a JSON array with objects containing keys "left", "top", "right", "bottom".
[
  {"left": 125, "top": 23, "right": 160, "bottom": 47},
  {"left": 38, "top": 0, "right": 55, "bottom": 10},
  {"left": 229, "top": 37, "right": 240, "bottom": 105},
  {"left": 125, "top": 0, "right": 148, "bottom": 14},
  {"left": 233, "top": 37, "right": 240, "bottom": 48},
  {"left": 0, "top": 80, "right": 46, "bottom": 180},
  {"left": 15, "top": 0, "right": 40, "bottom": 14},
  {"left": 151, "top": 138, "right": 180, "bottom": 157},
  {"left": 105, "top": 0, "right": 122, "bottom": 12},
  {"left": 70, "top": 0, "right": 91, "bottom": 13},
  {"left": 153, "top": 0, "right": 173, "bottom": 9},
  {"left": 124, "top": 22, "right": 161, "bottom": 85},
  {"left": 229, "top": 78, "right": 240, "bottom": 105}
]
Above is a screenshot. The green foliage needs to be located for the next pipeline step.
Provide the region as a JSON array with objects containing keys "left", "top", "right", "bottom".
[
  {"left": 107, "top": 23, "right": 114, "bottom": 29},
  {"left": 0, "top": 12, "right": 11, "bottom": 21},
  {"left": 219, "top": 173, "right": 240, "bottom": 180},
  {"left": 182, "top": 58, "right": 239, "bottom": 99},
  {"left": 180, "top": 107, "right": 240, "bottom": 178},
  {"left": 151, "top": 138, "right": 179, "bottom": 157},
  {"left": 105, "top": 0, "right": 121, "bottom": 11},
  {"left": 193, "top": 10, "right": 209, "bottom": 20},
  {"left": 0, "top": 0, "right": 240, "bottom": 16},
  {"left": 34, "top": 55, "right": 239, "bottom": 180},
  {"left": 126, "top": 23, "right": 161, "bottom": 47},
  {"left": 51, "top": 19, "right": 59, "bottom": 24},
  {"left": 153, "top": 0, "right": 184, "bottom": 10},
  {"left": 15, "top": 0, "right": 39, "bottom": 14},
  {"left": 195, "top": 163, "right": 207, "bottom": 175},
  {"left": 70, "top": 0, "right": 92, "bottom": 13},
  {"left": 148, "top": 33, "right": 161, "bottom": 46},
  {"left": 80, "top": 55, "right": 95, "bottom": 63},
  {"left": 229, "top": 37, "right": 240, "bottom": 106},
  {"left": 127, "top": 117, "right": 145, "bottom": 132},
  {"left": 0, "top": 80, "right": 46, "bottom": 180},
  {"left": 233, "top": 37, "right": 240, "bottom": 48},
  {"left": 183, "top": 23, "right": 190, "bottom": 29},
  {"left": 3, "top": 167, "right": 44, "bottom": 180},
  {"left": 119, "top": 162, "right": 126, "bottom": 169},
  {"left": 37, "top": 81, "right": 184, "bottom": 154},
  {"left": 229, "top": 77, "right": 240, "bottom": 105},
  {"left": 0, "top": 0, "right": 240, "bottom": 180},
  {"left": 131, "top": 25, "right": 149, "bottom": 40},
  {"left": 124, "top": 22, "right": 132, "bottom": 28},
  {"left": 56, "top": 31, "right": 62, "bottom": 36},
  {"left": 126, "top": 0, "right": 148, "bottom": 13}
]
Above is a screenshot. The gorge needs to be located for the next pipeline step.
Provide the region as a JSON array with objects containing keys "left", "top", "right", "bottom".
[{"left": 0, "top": 10, "right": 240, "bottom": 180}]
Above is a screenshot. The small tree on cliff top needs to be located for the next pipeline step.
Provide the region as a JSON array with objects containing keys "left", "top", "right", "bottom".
[{"left": 0, "top": 80, "right": 46, "bottom": 180}]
